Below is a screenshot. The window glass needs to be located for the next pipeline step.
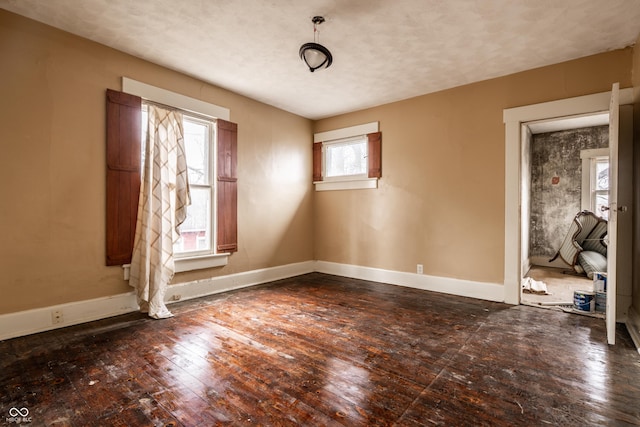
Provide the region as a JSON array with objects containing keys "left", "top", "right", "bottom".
[
  {"left": 593, "top": 158, "right": 609, "bottom": 220},
  {"left": 325, "top": 137, "right": 367, "bottom": 178},
  {"left": 595, "top": 160, "right": 608, "bottom": 191},
  {"left": 175, "top": 187, "right": 211, "bottom": 253},
  {"left": 183, "top": 119, "right": 209, "bottom": 185},
  {"left": 141, "top": 104, "right": 216, "bottom": 257}
]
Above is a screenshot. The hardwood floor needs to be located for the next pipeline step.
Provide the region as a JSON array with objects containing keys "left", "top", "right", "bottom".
[{"left": 2, "top": 272, "right": 639, "bottom": 426}]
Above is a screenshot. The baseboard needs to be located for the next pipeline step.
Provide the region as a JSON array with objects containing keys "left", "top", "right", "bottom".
[
  {"left": 163, "top": 261, "right": 315, "bottom": 303},
  {"left": 4, "top": 259, "right": 632, "bottom": 346},
  {"left": 1, "top": 260, "right": 506, "bottom": 341},
  {"left": 0, "top": 293, "right": 140, "bottom": 342},
  {"left": 626, "top": 306, "right": 640, "bottom": 354},
  {"left": 314, "top": 261, "right": 504, "bottom": 303},
  {"left": 0, "top": 260, "right": 315, "bottom": 341}
]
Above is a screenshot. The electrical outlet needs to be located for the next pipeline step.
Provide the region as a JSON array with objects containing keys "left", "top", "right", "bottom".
[
  {"left": 51, "top": 310, "right": 64, "bottom": 324},
  {"left": 417, "top": 264, "right": 423, "bottom": 274},
  {"left": 171, "top": 294, "right": 182, "bottom": 301}
]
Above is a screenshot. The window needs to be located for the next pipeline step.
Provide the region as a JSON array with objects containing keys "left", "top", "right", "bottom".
[
  {"left": 580, "top": 148, "right": 609, "bottom": 220},
  {"left": 323, "top": 136, "right": 368, "bottom": 179},
  {"left": 591, "top": 157, "right": 609, "bottom": 220},
  {"left": 141, "top": 106, "right": 217, "bottom": 258},
  {"left": 106, "top": 87, "right": 237, "bottom": 270},
  {"left": 313, "top": 122, "right": 381, "bottom": 191}
]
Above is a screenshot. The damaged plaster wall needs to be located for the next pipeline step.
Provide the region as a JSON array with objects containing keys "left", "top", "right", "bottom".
[{"left": 529, "top": 126, "right": 609, "bottom": 264}]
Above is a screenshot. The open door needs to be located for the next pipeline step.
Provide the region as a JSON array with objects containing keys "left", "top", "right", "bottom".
[{"left": 606, "top": 83, "right": 619, "bottom": 345}]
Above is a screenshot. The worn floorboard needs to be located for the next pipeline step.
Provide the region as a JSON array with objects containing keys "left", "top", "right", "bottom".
[{"left": 1, "top": 272, "right": 639, "bottom": 426}]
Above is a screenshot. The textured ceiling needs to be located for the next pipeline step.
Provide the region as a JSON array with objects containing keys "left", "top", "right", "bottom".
[{"left": 2, "top": 0, "right": 640, "bottom": 119}]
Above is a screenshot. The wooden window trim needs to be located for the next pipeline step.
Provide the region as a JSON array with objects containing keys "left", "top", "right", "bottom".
[
  {"left": 313, "top": 142, "right": 322, "bottom": 182},
  {"left": 367, "top": 131, "right": 382, "bottom": 178},
  {"left": 216, "top": 119, "right": 238, "bottom": 253},
  {"left": 106, "top": 89, "right": 142, "bottom": 266},
  {"left": 105, "top": 89, "right": 238, "bottom": 266}
]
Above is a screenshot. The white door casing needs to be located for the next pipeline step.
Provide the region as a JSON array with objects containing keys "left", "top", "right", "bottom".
[
  {"left": 503, "top": 88, "right": 633, "bottom": 307},
  {"left": 606, "top": 83, "right": 619, "bottom": 345}
]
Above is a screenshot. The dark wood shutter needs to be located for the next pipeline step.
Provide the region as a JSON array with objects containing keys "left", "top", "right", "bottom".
[
  {"left": 312, "top": 142, "right": 322, "bottom": 181},
  {"left": 106, "top": 89, "right": 142, "bottom": 266},
  {"left": 217, "top": 118, "right": 238, "bottom": 253},
  {"left": 367, "top": 131, "right": 382, "bottom": 178}
]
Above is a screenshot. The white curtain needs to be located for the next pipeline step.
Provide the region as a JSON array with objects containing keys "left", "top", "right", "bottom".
[{"left": 129, "top": 104, "right": 190, "bottom": 319}]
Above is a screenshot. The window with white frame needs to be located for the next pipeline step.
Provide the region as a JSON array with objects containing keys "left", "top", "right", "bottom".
[
  {"left": 107, "top": 78, "right": 236, "bottom": 275},
  {"left": 141, "top": 105, "right": 217, "bottom": 258},
  {"left": 313, "top": 121, "right": 381, "bottom": 191},
  {"left": 591, "top": 157, "right": 609, "bottom": 220},
  {"left": 323, "top": 135, "right": 368, "bottom": 179},
  {"left": 581, "top": 148, "right": 609, "bottom": 219}
]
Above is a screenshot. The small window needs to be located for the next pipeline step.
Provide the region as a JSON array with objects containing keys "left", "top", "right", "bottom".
[
  {"left": 580, "top": 148, "right": 609, "bottom": 220},
  {"left": 313, "top": 123, "right": 381, "bottom": 191},
  {"left": 323, "top": 136, "right": 368, "bottom": 179},
  {"left": 592, "top": 157, "right": 609, "bottom": 220}
]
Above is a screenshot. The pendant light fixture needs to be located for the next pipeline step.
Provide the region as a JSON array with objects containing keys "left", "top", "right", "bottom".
[{"left": 299, "top": 16, "right": 333, "bottom": 72}]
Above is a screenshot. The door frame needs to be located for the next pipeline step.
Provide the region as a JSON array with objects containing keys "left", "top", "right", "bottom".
[{"left": 503, "top": 88, "right": 633, "bottom": 305}]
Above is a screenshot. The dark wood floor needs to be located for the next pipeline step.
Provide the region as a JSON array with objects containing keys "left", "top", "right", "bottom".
[{"left": 2, "top": 273, "right": 639, "bottom": 426}]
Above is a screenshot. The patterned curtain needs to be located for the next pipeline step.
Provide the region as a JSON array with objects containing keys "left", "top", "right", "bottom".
[{"left": 129, "top": 105, "right": 190, "bottom": 319}]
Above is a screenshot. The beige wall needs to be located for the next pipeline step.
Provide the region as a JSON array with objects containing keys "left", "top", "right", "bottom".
[
  {"left": 0, "top": 10, "right": 314, "bottom": 314},
  {"left": 314, "top": 49, "right": 633, "bottom": 286}
]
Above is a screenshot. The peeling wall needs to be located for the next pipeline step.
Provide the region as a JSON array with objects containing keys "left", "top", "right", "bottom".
[{"left": 529, "top": 126, "right": 609, "bottom": 260}]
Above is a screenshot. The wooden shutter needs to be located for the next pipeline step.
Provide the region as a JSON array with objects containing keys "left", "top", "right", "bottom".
[
  {"left": 105, "top": 89, "right": 142, "bottom": 266},
  {"left": 367, "top": 131, "right": 382, "bottom": 178},
  {"left": 312, "top": 142, "right": 322, "bottom": 181},
  {"left": 217, "top": 118, "right": 238, "bottom": 253}
]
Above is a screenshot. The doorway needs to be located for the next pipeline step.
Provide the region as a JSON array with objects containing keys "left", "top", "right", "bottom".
[
  {"left": 520, "top": 121, "right": 609, "bottom": 317},
  {"left": 503, "top": 89, "right": 633, "bottom": 325}
]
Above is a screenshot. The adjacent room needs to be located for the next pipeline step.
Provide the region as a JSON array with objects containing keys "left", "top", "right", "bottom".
[
  {"left": 522, "top": 121, "right": 611, "bottom": 312},
  {"left": 1, "top": 1, "right": 640, "bottom": 425}
]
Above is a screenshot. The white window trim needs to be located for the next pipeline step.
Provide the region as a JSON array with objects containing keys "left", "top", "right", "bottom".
[
  {"left": 314, "top": 177, "right": 378, "bottom": 191},
  {"left": 173, "top": 113, "right": 217, "bottom": 260},
  {"left": 580, "top": 148, "right": 609, "bottom": 213},
  {"left": 314, "top": 121, "right": 379, "bottom": 191},
  {"left": 174, "top": 253, "right": 230, "bottom": 272},
  {"left": 122, "top": 252, "right": 230, "bottom": 279},
  {"left": 123, "top": 78, "right": 231, "bottom": 273},
  {"left": 123, "top": 77, "right": 229, "bottom": 120}
]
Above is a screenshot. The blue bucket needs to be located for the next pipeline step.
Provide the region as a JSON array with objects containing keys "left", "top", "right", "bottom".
[{"left": 574, "top": 290, "right": 595, "bottom": 312}]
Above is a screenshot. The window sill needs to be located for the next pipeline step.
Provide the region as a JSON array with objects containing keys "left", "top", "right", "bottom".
[
  {"left": 175, "top": 253, "right": 230, "bottom": 272},
  {"left": 314, "top": 178, "right": 378, "bottom": 191},
  {"left": 122, "top": 253, "right": 229, "bottom": 280}
]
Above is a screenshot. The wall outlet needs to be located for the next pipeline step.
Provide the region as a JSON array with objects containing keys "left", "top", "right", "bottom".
[
  {"left": 417, "top": 264, "right": 423, "bottom": 274},
  {"left": 51, "top": 310, "right": 64, "bottom": 324},
  {"left": 171, "top": 294, "right": 182, "bottom": 301}
]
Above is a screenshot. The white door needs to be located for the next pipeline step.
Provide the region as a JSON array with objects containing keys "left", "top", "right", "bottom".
[{"left": 606, "top": 83, "right": 619, "bottom": 345}]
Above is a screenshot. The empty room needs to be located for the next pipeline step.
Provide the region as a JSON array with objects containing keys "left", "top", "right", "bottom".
[{"left": 1, "top": 1, "right": 640, "bottom": 426}]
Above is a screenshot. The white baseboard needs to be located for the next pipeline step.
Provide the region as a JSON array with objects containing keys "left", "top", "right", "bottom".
[
  {"left": 0, "top": 261, "right": 315, "bottom": 341},
  {"left": 0, "top": 293, "right": 140, "bottom": 342},
  {"left": 164, "top": 261, "right": 315, "bottom": 303},
  {"left": 627, "top": 306, "right": 640, "bottom": 354},
  {"left": 5, "top": 258, "right": 633, "bottom": 349},
  {"left": 315, "top": 261, "right": 504, "bottom": 303},
  {"left": 1, "top": 260, "right": 506, "bottom": 341}
]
